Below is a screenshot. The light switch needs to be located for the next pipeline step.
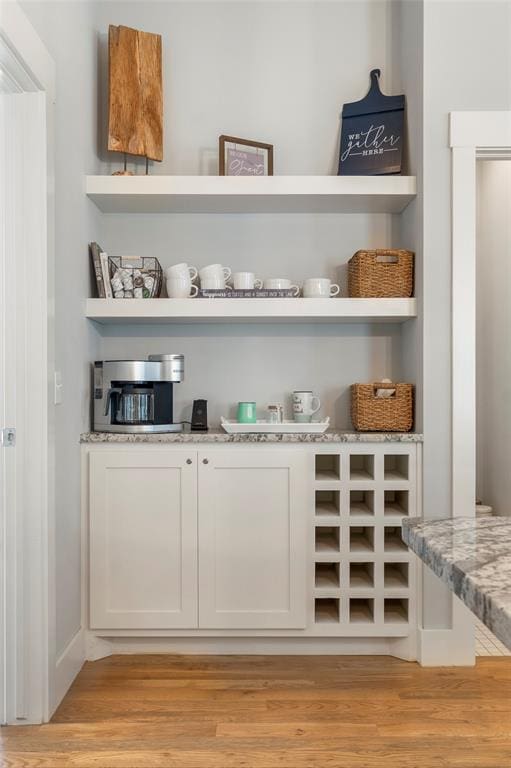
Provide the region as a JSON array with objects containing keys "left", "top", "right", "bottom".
[{"left": 54, "top": 371, "right": 63, "bottom": 405}]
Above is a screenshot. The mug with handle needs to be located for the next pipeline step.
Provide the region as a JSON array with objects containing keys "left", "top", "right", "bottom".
[
  {"left": 166, "top": 263, "right": 198, "bottom": 282},
  {"left": 232, "top": 272, "right": 263, "bottom": 290},
  {"left": 263, "top": 278, "right": 300, "bottom": 296},
  {"left": 200, "top": 264, "right": 232, "bottom": 282},
  {"left": 303, "top": 278, "right": 340, "bottom": 298},
  {"left": 292, "top": 390, "right": 321, "bottom": 423},
  {"left": 166, "top": 277, "right": 199, "bottom": 298}
]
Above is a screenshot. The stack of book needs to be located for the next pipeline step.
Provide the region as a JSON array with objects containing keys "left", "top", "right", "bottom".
[
  {"left": 89, "top": 242, "right": 112, "bottom": 298},
  {"left": 198, "top": 289, "right": 298, "bottom": 298}
]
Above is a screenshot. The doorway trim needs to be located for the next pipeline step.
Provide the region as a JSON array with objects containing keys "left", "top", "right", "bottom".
[
  {"left": 450, "top": 111, "right": 511, "bottom": 518},
  {"left": 1, "top": 2, "right": 55, "bottom": 723}
]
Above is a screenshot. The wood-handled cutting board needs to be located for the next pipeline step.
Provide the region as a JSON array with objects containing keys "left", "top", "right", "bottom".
[{"left": 108, "top": 24, "right": 163, "bottom": 162}]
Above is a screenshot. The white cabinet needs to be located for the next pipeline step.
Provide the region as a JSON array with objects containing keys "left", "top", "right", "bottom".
[
  {"left": 89, "top": 450, "right": 197, "bottom": 629},
  {"left": 197, "top": 450, "right": 308, "bottom": 629}
]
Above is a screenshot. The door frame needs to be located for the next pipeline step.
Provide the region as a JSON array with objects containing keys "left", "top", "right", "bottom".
[
  {"left": 450, "top": 112, "right": 511, "bottom": 517},
  {"left": 0, "top": 2, "right": 55, "bottom": 723}
]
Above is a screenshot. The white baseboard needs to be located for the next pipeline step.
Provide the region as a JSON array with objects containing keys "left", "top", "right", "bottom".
[
  {"left": 52, "top": 628, "right": 85, "bottom": 713},
  {"left": 418, "top": 602, "right": 475, "bottom": 666},
  {"left": 86, "top": 633, "right": 406, "bottom": 657}
]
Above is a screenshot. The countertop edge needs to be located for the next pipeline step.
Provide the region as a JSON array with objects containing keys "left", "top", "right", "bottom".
[
  {"left": 402, "top": 517, "right": 511, "bottom": 651},
  {"left": 80, "top": 430, "right": 424, "bottom": 444}
]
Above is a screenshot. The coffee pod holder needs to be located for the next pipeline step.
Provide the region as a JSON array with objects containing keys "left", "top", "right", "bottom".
[{"left": 220, "top": 417, "right": 330, "bottom": 434}]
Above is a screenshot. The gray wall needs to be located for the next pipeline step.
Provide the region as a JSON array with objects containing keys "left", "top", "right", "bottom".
[
  {"left": 94, "top": 0, "right": 408, "bottom": 428},
  {"left": 21, "top": 1, "right": 102, "bottom": 657}
]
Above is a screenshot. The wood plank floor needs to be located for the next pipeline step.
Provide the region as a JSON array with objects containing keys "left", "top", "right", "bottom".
[{"left": 2, "top": 655, "right": 511, "bottom": 767}]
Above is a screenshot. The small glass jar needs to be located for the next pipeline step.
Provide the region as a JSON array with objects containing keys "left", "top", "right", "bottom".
[{"left": 268, "top": 404, "right": 283, "bottom": 424}]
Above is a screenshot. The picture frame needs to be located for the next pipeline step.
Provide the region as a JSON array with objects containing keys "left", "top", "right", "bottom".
[{"left": 219, "top": 135, "right": 274, "bottom": 176}]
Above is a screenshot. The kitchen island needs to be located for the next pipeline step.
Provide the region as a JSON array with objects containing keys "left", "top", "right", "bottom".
[{"left": 402, "top": 517, "right": 511, "bottom": 650}]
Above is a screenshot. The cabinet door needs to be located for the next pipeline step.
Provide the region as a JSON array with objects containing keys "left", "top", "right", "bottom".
[
  {"left": 198, "top": 450, "right": 308, "bottom": 629},
  {"left": 89, "top": 450, "right": 197, "bottom": 629}
]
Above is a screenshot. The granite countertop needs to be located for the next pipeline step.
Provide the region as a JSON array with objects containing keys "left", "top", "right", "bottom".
[
  {"left": 402, "top": 517, "right": 511, "bottom": 650},
  {"left": 80, "top": 429, "right": 424, "bottom": 444}
]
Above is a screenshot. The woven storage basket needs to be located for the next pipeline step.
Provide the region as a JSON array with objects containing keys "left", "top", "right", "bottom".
[
  {"left": 348, "top": 249, "right": 414, "bottom": 298},
  {"left": 351, "top": 382, "right": 414, "bottom": 432}
]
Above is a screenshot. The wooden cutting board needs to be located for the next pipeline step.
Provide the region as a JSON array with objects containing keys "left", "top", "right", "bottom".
[{"left": 108, "top": 24, "right": 163, "bottom": 162}]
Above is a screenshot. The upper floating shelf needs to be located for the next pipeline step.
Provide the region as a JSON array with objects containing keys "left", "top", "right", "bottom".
[
  {"left": 85, "top": 298, "right": 417, "bottom": 325},
  {"left": 85, "top": 175, "right": 417, "bottom": 214}
]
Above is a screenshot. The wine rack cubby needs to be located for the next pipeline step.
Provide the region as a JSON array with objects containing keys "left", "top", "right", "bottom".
[{"left": 311, "top": 444, "right": 418, "bottom": 637}]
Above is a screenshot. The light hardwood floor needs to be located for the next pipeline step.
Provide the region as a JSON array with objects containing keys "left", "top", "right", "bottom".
[{"left": 2, "top": 655, "right": 511, "bottom": 767}]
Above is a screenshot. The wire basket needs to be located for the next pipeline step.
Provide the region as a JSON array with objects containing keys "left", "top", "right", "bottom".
[
  {"left": 351, "top": 382, "right": 414, "bottom": 432},
  {"left": 108, "top": 256, "right": 163, "bottom": 299}
]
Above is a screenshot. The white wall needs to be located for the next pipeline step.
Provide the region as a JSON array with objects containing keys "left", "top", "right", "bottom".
[
  {"left": 94, "top": 0, "right": 408, "bottom": 428},
  {"left": 420, "top": 0, "right": 511, "bottom": 630},
  {"left": 476, "top": 160, "right": 511, "bottom": 517},
  {"left": 20, "top": 1, "right": 102, "bottom": 658}
]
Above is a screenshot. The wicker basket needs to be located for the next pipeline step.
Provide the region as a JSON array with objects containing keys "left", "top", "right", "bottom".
[
  {"left": 351, "top": 382, "right": 414, "bottom": 432},
  {"left": 348, "top": 249, "right": 414, "bottom": 298}
]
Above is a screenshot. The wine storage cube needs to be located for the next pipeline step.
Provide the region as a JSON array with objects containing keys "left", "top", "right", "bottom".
[
  {"left": 384, "top": 598, "right": 409, "bottom": 624},
  {"left": 384, "top": 562, "right": 409, "bottom": 589},
  {"left": 384, "top": 454, "right": 409, "bottom": 481},
  {"left": 315, "top": 490, "right": 341, "bottom": 518},
  {"left": 350, "top": 597, "right": 374, "bottom": 624},
  {"left": 350, "top": 453, "right": 375, "bottom": 480},
  {"left": 350, "top": 490, "right": 375, "bottom": 517},
  {"left": 315, "top": 454, "right": 341, "bottom": 481},
  {"left": 384, "top": 489, "right": 409, "bottom": 517},
  {"left": 350, "top": 562, "right": 374, "bottom": 588},
  {"left": 315, "top": 562, "right": 340, "bottom": 589},
  {"left": 311, "top": 443, "right": 419, "bottom": 637},
  {"left": 315, "top": 526, "right": 340, "bottom": 555},
  {"left": 315, "top": 598, "right": 340, "bottom": 624}
]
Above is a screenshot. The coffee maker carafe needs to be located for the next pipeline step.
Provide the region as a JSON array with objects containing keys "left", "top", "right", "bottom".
[{"left": 93, "top": 354, "right": 184, "bottom": 433}]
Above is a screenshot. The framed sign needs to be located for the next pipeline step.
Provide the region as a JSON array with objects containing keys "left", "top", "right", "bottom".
[
  {"left": 219, "top": 135, "right": 273, "bottom": 176},
  {"left": 338, "top": 69, "right": 405, "bottom": 176}
]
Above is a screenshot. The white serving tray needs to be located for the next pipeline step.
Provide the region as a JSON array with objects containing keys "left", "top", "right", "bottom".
[{"left": 221, "top": 417, "right": 330, "bottom": 434}]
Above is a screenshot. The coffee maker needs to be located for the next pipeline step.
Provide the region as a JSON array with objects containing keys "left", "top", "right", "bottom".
[{"left": 93, "top": 354, "right": 184, "bottom": 433}]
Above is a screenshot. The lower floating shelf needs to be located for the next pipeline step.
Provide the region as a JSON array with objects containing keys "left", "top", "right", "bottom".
[{"left": 85, "top": 298, "right": 418, "bottom": 324}]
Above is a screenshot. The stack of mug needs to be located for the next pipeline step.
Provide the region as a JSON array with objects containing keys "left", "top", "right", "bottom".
[
  {"left": 199, "top": 264, "right": 231, "bottom": 290},
  {"left": 165, "top": 261, "right": 341, "bottom": 298},
  {"left": 165, "top": 263, "right": 199, "bottom": 298}
]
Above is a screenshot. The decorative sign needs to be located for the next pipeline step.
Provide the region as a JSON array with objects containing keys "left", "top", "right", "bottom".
[
  {"left": 219, "top": 135, "right": 274, "bottom": 176},
  {"left": 338, "top": 69, "right": 404, "bottom": 176}
]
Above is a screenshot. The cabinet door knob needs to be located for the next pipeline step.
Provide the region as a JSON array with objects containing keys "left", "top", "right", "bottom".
[
  {"left": 202, "top": 458, "right": 209, "bottom": 465},
  {"left": 186, "top": 459, "right": 192, "bottom": 465}
]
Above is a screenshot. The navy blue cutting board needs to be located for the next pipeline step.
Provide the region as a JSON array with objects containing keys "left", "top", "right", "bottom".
[{"left": 338, "top": 69, "right": 405, "bottom": 176}]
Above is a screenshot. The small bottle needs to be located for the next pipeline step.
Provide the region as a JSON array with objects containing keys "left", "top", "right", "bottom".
[{"left": 267, "top": 405, "right": 280, "bottom": 424}]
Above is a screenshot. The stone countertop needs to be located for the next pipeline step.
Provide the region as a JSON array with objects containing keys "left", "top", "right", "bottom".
[
  {"left": 402, "top": 517, "right": 511, "bottom": 650},
  {"left": 80, "top": 429, "right": 424, "bottom": 444}
]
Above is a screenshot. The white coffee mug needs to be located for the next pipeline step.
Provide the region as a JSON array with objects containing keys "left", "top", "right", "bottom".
[
  {"left": 232, "top": 272, "right": 263, "bottom": 290},
  {"left": 199, "top": 264, "right": 232, "bottom": 282},
  {"left": 263, "top": 278, "right": 300, "bottom": 296},
  {"left": 166, "top": 263, "right": 198, "bottom": 282},
  {"left": 201, "top": 276, "right": 232, "bottom": 291},
  {"left": 166, "top": 277, "right": 199, "bottom": 298},
  {"left": 303, "top": 278, "right": 340, "bottom": 298},
  {"left": 292, "top": 390, "right": 321, "bottom": 423}
]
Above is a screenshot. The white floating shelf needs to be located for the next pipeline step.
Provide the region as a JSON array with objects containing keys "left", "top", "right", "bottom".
[
  {"left": 85, "top": 298, "right": 417, "bottom": 325},
  {"left": 85, "top": 175, "right": 416, "bottom": 214}
]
